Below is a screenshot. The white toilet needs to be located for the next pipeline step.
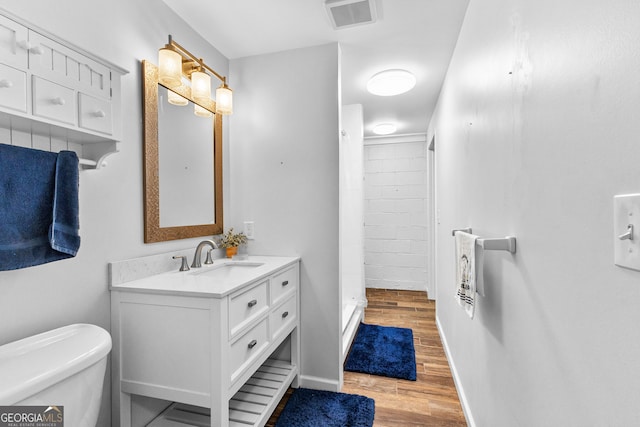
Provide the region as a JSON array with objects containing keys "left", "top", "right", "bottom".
[{"left": 0, "top": 323, "right": 112, "bottom": 427}]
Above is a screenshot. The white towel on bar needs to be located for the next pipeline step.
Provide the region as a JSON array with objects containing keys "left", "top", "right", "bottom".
[{"left": 455, "top": 231, "right": 482, "bottom": 318}]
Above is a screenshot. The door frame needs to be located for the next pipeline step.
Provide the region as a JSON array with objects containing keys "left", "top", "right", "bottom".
[{"left": 427, "top": 134, "right": 437, "bottom": 300}]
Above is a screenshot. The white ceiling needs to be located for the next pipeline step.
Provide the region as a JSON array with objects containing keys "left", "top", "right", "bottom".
[{"left": 162, "top": 0, "right": 469, "bottom": 138}]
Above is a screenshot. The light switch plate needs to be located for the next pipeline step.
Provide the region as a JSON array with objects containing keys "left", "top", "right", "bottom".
[
  {"left": 614, "top": 194, "right": 640, "bottom": 271},
  {"left": 244, "top": 221, "right": 255, "bottom": 240}
]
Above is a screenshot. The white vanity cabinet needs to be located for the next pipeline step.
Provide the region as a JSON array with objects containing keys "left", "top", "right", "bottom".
[
  {"left": 110, "top": 257, "right": 301, "bottom": 427},
  {"left": 0, "top": 9, "right": 127, "bottom": 169}
]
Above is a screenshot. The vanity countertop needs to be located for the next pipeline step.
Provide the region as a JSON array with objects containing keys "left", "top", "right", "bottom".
[{"left": 109, "top": 255, "right": 300, "bottom": 298}]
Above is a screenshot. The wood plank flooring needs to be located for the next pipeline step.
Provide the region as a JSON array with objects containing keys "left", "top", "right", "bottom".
[{"left": 266, "top": 288, "right": 467, "bottom": 426}]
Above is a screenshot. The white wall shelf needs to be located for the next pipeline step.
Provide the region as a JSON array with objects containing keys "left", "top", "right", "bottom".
[{"left": 0, "top": 8, "right": 128, "bottom": 169}]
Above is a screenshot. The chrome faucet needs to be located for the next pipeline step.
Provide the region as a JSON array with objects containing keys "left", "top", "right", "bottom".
[
  {"left": 191, "top": 240, "right": 219, "bottom": 268},
  {"left": 172, "top": 255, "right": 190, "bottom": 272}
]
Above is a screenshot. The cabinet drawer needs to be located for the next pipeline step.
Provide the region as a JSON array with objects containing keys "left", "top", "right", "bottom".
[
  {"left": 271, "top": 266, "right": 297, "bottom": 306},
  {"left": 229, "top": 280, "right": 269, "bottom": 337},
  {"left": 229, "top": 318, "right": 269, "bottom": 383},
  {"left": 0, "top": 64, "right": 26, "bottom": 112},
  {"left": 270, "top": 294, "right": 297, "bottom": 341},
  {"left": 0, "top": 15, "right": 27, "bottom": 70},
  {"left": 32, "top": 76, "right": 75, "bottom": 125},
  {"left": 78, "top": 93, "right": 112, "bottom": 134}
]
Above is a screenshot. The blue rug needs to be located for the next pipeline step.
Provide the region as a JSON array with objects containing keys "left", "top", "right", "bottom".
[
  {"left": 345, "top": 323, "right": 417, "bottom": 381},
  {"left": 275, "top": 388, "right": 374, "bottom": 427}
]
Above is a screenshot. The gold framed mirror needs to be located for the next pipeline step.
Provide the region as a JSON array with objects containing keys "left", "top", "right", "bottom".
[{"left": 142, "top": 60, "right": 223, "bottom": 243}]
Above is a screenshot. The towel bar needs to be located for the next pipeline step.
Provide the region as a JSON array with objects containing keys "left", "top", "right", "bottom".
[
  {"left": 477, "top": 237, "right": 516, "bottom": 253},
  {"left": 452, "top": 229, "right": 517, "bottom": 253}
]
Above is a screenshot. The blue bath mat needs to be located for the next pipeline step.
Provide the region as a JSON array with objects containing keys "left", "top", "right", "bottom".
[
  {"left": 275, "top": 388, "right": 374, "bottom": 427},
  {"left": 345, "top": 323, "right": 417, "bottom": 381}
]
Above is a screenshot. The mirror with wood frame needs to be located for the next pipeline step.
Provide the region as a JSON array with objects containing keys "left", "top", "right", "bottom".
[{"left": 142, "top": 60, "right": 223, "bottom": 243}]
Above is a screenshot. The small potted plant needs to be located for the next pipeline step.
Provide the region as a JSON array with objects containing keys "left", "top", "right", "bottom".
[{"left": 219, "top": 228, "right": 248, "bottom": 258}]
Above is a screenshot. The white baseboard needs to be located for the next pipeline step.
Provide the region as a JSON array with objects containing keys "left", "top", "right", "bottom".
[
  {"left": 436, "top": 316, "right": 476, "bottom": 427},
  {"left": 298, "top": 375, "right": 341, "bottom": 392}
]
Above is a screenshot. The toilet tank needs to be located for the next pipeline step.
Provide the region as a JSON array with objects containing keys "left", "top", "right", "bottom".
[{"left": 0, "top": 324, "right": 111, "bottom": 426}]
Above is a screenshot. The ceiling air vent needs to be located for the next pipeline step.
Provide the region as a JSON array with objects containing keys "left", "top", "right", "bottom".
[{"left": 325, "top": 0, "right": 377, "bottom": 30}]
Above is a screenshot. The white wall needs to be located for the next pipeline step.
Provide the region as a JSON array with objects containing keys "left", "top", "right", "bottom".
[
  {"left": 430, "top": 0, "right": 640, "bottom": 425},
  {"left": 229, "top": 44, "right": 341, "bottom": 390},
  {"left": 340, "top": 104, "right": 365, "bottom": 314},
  {"left": 0, "top": 2, "right": 230, "bottom": 426},
  {"left": 363, "top": 136, "right": 429, "bottom": 291}
]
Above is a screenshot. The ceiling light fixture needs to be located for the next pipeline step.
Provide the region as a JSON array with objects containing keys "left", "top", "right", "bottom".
[
  {"left": 366, "top": 69, "right": 416, "bottom": 96},
  {"left": 158, "top": 35, "right": 233, "bottom": 115},
  {"left": 372, "top": 123, "right": 397, "bottom": 135}
]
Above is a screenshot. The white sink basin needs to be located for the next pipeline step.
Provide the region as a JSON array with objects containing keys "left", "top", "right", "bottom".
[{"left": 190, "top": 262, "right": 265, "bottom": 279}]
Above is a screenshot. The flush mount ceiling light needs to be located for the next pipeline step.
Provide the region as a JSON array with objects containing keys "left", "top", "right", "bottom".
[
  {"left": 366, "top": 69, "right": 416, "bottom": 96},
  {"left": 158, "top": 35, "right": 233, "bottom": 115},
  {"left": 372, "top": 123, "right": 397, "bottom": 135}
]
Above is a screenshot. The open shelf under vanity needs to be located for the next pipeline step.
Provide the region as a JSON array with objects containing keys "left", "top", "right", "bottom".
[{"left": 148, "top": 359, "right": 296, "bottom": 427}]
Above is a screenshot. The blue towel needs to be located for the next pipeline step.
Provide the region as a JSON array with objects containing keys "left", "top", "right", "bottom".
[{"left": 0, "top": 143, "right": 80, "bottom": 270}]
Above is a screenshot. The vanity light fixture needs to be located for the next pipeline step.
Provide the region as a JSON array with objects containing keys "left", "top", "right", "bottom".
[
  {"left": 215, "top": 83, "right": 233, "bottom": 115},
  {"left": 194, "top": 104, "right": 213, "bottom": 118},
  {"left": 158, "top": 45, "right": 182, "bottom": 88},
  {"left": 366, "top": 69, "right": 416, "bottom": 96},
  {"left": 167, "top": 90, "right": 188, "bottom": 106},
  {"left": 190, "top": 69, "right": 211, "bottom": 104},
  {"left": 158, "top": 35, "right": 233, "bottom": 115},
  {"left": 372, "top": 123, "right": 397, "bottom": 135}
]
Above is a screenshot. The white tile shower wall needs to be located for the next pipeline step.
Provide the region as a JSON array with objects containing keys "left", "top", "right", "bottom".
[{"left": 363, "top": 140, "right": 428, "bottom": 291}]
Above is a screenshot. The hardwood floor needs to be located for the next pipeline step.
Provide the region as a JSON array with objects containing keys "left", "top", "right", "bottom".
[{"left": 266, "top": 288, "right": 467, "bottom": 426}]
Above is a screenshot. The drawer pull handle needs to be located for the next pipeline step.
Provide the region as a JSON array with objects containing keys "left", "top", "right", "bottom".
[
  {"left": 51, "top": 97, "right": 66, "bottom": 106},
  {"left": 282, "top": 311, "right": 289, "bottom": 318},
  {"left": 248, "top": 339, "right": 257, "bottom": 349},
  {"left": 17, "top": 40, "right": 43, "bottom": 55},
  {"left": 92, "top": 110, "right": 106, "bottom": 118},
  {"left": 0, "top": 80, "right": 13, "bottom": 88},
  {"left": 282, "top": 280, "right": 289, "bottom": 287},
  {"left": 16, "top": 40, "right": 29, "bottom": 50},
  {"left": 29, "top": 45, "right": 44, "bottom": 55},
  {"left": 247, "top": 299, "right": 257, "bottom": 308}
]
